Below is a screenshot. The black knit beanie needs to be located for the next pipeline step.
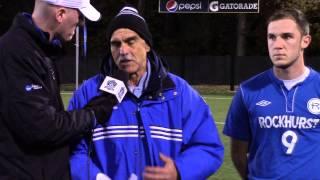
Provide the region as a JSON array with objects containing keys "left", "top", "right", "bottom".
[{"left": 106, "top": 6, "right": 153, "bottom": 47}]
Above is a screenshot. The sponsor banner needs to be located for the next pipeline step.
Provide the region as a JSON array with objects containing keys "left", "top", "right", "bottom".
[{"left": 159, "top": 0, "right": 259, "bottom": 13}]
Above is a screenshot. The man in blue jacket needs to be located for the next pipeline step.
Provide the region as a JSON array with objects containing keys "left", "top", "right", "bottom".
[{"left": 69, "top": 6, "right": 224, "bottom": 180}]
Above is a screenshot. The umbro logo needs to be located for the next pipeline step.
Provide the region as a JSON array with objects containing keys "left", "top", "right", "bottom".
[{"left": 256, "top": 100, "right": 271, "bottom": 107}]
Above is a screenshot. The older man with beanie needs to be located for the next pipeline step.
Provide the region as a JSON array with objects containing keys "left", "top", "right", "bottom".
[
  {"left": 0, "top": 0, "right": 121, "bottom": 179},
  {"left": 69, "top": 6, "right": 224, "bottom": 180}
]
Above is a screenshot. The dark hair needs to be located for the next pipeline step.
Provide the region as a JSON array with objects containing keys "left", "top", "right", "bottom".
[{"left": 267, "top": 8, "right": 310, "bottom": 35}]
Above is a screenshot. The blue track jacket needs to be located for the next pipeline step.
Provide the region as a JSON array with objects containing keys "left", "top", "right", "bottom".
[{"left": 69, "top": 52, "right": 223, "bottom": 180}]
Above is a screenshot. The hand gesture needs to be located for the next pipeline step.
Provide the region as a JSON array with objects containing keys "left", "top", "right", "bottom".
[{"left": 143, "top": 153, "right": 178, "bottom": 180}]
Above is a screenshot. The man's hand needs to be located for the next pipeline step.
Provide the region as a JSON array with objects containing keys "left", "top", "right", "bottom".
[
  {"left": 84, "top": 93, "right": 117, "bottom": 124},
  {"left": 143, "top": 153, "right": 178, "bottom": 180},
  {"left": 85, "top": 68, "right": 129, "bottom": 125}
]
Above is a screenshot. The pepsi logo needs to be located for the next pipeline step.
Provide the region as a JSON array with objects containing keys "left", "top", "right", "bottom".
[{"left": 166, "top": 0, "right": 178, "bottom": 12}]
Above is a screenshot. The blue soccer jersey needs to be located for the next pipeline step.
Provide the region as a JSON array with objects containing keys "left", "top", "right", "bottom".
[{"left": 224, "top": 68, "right": 320, "bottom": 179}]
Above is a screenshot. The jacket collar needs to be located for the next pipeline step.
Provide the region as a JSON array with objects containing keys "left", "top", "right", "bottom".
[
  {"left": 12, "top": 13, "right": 63, "bottom": 57},
  {"left": 100, "top": 50, "right": 175, "bottom": 97}
]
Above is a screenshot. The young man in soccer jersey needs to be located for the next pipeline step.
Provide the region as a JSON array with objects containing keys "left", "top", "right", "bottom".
[{"left": 223, "top": 8, "right": 319, "bottom": 179}]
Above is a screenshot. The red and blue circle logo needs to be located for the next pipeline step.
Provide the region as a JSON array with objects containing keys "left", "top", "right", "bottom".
[{"left": 166, "top": 0, "right": 178, "bottom": 12}]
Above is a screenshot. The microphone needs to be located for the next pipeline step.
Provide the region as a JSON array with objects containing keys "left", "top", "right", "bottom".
[{"left": 99, "top": 76, "right": 128, "bottom": 103}]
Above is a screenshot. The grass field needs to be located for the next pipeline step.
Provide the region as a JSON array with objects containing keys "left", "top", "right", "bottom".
[
  {"left": 204, "top": 95, "right": 240, "bottom": 180},
  {"left": 61, "top": 92, "right": 240, "bottom": 180}
]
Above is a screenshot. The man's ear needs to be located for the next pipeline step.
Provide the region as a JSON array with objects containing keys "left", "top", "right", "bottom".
[
  {"left": 55, "top": 7, "right": 66, "bottom": 23},
  {"left": 301, "top": 34, "right": 311, "bottom": 49},
  {"left": 145, "top": 43, "right": 150, "bottom": 53}
]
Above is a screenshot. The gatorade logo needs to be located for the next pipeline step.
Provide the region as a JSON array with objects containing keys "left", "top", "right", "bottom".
[
  {"left": 166, "top": 0, "right": 178, "bottom": 12},
  {"left": 209, "top": 1, "right": 219, "bottom": 12}
]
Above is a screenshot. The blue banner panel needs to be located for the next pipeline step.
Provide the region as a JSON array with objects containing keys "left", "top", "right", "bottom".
[{"left": 159, "top": 0, "right": 259, "bottom": 13}]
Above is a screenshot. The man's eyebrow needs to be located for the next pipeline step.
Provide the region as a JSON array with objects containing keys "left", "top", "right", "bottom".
[
  {"left": 110, "top": 35, "right": 139, "bottom": 45},
  {"left": 267, "top": 32, "right": 294, "bottom": 36},
  {"left": 110, "top": 39, "right": 120, "bottom": 44},
  {"left": 124, "top": 36, "right": 138, "bottom": 42},
  {"left": 282, "top": 32, "right": 294, "bottom": 36}
]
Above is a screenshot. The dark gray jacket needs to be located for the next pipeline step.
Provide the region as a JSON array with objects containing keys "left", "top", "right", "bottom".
[{"left": 0, "top": 13, "right": 93, "bottom": 180}]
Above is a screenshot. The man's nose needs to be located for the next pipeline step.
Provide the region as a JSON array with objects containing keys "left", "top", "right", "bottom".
[
  {"left": 273, "top": 37, "right": 284, "bottom": 49},
  {"left": 119, "top": 44, "right": 129, "bottom": 55}
]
